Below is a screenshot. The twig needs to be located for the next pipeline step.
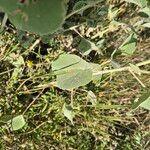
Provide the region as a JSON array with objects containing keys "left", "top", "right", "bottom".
[
  {"left": 25, "top": 121, "right": 48, "bottom": 134},
  {"left": 93, "top": 59, "right": 150, "bottom": 76},
  {"left": 22, "top": 89, "right": 44, "bottom": 115},
  {"left": 129, "top": 69, "right": 146, "bottom": 88},
  {"left": 70, "top": 89, "right": 74, "bottom": 107},
  {"left": 16, "top": 77, "right": 32, "bottom": 91},
  {"left": 22, "top": 38, "right": 41, "bottom": 55},
  {"left": 0, "top": 68, "right": 14, "bottom": 76},
  {"left": 28, "top": 38, "right": 41, "bottom": 51}
]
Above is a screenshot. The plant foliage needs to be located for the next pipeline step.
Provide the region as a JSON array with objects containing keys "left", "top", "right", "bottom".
[{"left": 0, "top": 0, "right": 66, "bottom": 35}]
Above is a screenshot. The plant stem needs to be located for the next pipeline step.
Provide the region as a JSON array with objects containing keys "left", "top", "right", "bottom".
[
  {"left": 65, "top": 1, "right": 101, "bottom": 19},
  {"left": 22, "top": 89, "right": 44, "bottom": 115},
  {"left": 129, "top": 69, "right": 145, "bottom": 87},
  {"left": 70, "top": 89, "right": 74, "bottom": 107},
  {"left": 0, "top": 69, "right": 14, "bottom": 76},
  {"left": 93, "top": 59, "right": 150, "bottom": 76}
]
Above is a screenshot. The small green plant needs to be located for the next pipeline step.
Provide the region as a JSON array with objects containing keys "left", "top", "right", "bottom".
[{"left": 0, "top": 0, "right": 150, "bottom": 149}]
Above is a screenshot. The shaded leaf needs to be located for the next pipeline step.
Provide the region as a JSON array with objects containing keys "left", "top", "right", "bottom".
[
  {"left": 73, "top": 1, "right": 87, "bottom": 15},
  {"left": 63, "top": 103, "right": 74, "bottom": 124},
  {"left": 125, "top": 0, "right": 147, "bottom": 7},
  {"left": 0, "top": 115, "right": 14, "bottom": 124},
  {"left": 87, "top": 91, "right": 97, "bottom": 106},
  {"left": 78, "top": 38, "right": 100, "bottom": 55},
  {"left": 78, "top": 38, "right": 92, "bottom": 55}
]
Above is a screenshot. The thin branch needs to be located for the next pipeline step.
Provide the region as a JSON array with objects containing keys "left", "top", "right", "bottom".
[
  {"left": 129, "top": 69, "right": 146, "bottom": 88},
  {"left": 93, "top": 59, "right": 150, "bottom": 76},
  {"left": 65, "top": 1, "right": 101, "bottom": 19},
  {"left": 70, "top": 89, "right": 74, "bottom": 107},
  {"left": 0, "top": 68, "right": 14, "bottom": 76},
  {"left": 22, "top": 89, "right": 44, "bottom": 115}
]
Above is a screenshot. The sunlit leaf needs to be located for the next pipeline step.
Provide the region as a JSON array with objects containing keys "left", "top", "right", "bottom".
[
  {"left": 73, "top": 1, "right": 87, "bottom": 15},
  {"left": 142, "top": 22, "right": 150, "bottom": 28},
  {"left": 119, "top": 34, "right": 137, "bottom": 55},
  {"left": 52, "top": 54, "right": 102, "bottom": 89},
  {"left": 8, "top": 115, "right": 26, "bottom": 131},
  {"left": 89, "top": 63, "right": 102, "bottom": 81},
  {"left": 129, "top": 63, "right": 142, "bottom": 75},
  {"left": 56, "top": 69, "right": 92, "bottom": 90},
  {"left": 132, "top": 92, "right": 150, "bottom": 110},
  {"left": 139, "top": 7, "right": 150, "bottom": 17},
  {"left": 52, "top": 54, "right": 89, "bottom": 73}
]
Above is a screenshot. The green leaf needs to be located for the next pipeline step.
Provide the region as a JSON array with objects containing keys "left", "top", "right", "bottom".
[
  {"left": 73, "top": 1, "right": 87, "bottom": 15},
  {"left": 142, "top": 22, "right": 150, "bottom": 28},
  {"left": 56, "top": 69, "right": 92, "bottom": 90},
  {"left": 129, "top": 63, "right": 142, "bottom": 75},
  {"left": 139, "top": 7, "right": 150, "bottom": 17},
  {"left": 52, "top": 54, "right": 101, "bottom": 89},
  {"left": 5, "top": 53, "right": 25, "bottom": 67},
  {"left": 52, "top": 54, "right": 89, "bottom": 73},
  {"left": 78, "top": 38, "right": 102, "bottom": 55},
  {"left": 119, "top": 34, "right": 137, "bottom": 55},
  {"left": 87, "top": 91, "right": 97, "bottom": 106},
  {"left": 140, "top": 98, "right": 150, "bottom": 110},
  {"left": 78, "top": 38, "right": 92, "bottom": 55},
  {"left": 0, "top": 115, "right": 14, "bottom": 123},
  {"left": 0, "top": 0, "right": 66, "bottom": 35},
  {"left": 63, "top": 103, "right": 74, "bottom": 124},
  {"left": 89, "top": 63, "right": 102, "bottom": 81},
  {"left": 132, "top": 92, "right": 150, "bottom": 110},
  {"left": 124, "top": 0, "right": 147, "bottom": 7},
  {"left": 8, "top": 115, "right": 26, "bottom": 131},
  {"left": 111, "top": 60, "right": 121, "bottom": 69}
]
